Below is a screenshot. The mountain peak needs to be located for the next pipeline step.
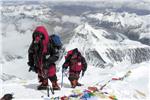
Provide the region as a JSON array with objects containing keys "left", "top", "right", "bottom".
[{"left": 74, "top": 23, "right": 94, "bottom": 35}]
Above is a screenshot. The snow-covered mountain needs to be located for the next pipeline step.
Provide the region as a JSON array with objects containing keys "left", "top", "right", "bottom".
[
  {"left": 0, "top": 1, "right": 150, "bottom": 100},
  {"left": 85, "top": 11, "right": 150, "bottom": 46},
  {"left": 64, "top": 23, "right": 150, "bottom": 68}
]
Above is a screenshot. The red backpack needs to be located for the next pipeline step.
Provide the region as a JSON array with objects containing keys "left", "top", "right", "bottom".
[
  {"left": 65, "top": 48, "right": 80, "bottom": 60},
  {"left": 65, "top": 48, "right": 83, "bottom": 71}
]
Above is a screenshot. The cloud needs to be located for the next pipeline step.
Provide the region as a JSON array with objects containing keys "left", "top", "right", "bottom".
[
  {"left": 61, "top": 15, "right": 81, "bottom": 24},
  {"left": 54, "top": 26, "right": 62, "bottom": 33},
  {"left": 41, "top": 0, "right": 150, "bottom": 2}
]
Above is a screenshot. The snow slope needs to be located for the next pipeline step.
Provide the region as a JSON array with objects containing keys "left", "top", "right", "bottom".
[{"left": 1, "top": 61, "right": 149, "bottom": 100}]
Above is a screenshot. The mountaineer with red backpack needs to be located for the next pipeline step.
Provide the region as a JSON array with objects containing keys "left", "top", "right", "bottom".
[
  {"left": 62, "top": 48, "right": 87, "bottom": 88},
  {"left": 27, "top": 26, "right": 62, "bottom": 90}
]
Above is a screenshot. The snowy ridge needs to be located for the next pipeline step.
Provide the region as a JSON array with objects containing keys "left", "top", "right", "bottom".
[
  {"left": 87, "top": 12, "right": 144, "bottom": 28},
  {"left": 86, "top": 11, "right": 150, "bottom": 45},
  {"left": 65, "top": 23, "right": 150, "bottom": 67}
]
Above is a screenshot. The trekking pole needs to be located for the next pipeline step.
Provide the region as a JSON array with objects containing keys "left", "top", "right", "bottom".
[
  {"left": 61, "top": 69, "right": 69, "bottom": 88},
  {"left": 47, "top": 85, "right": 50, "bottom": 97},
  {"left": 80, "top": 71, "right": 84, "bottom": 80},
  {"left": 81, "top": 72, "right": 84, "bottom": 79},
  {"left": 48, "top": 79, "right": 54, "bottom": 95},
  {"left": 43, "top": 69, "right": 54, "bottom": 96},
  {"left": 47, "top": 79, "right": 54, "bottom": 97},
  {"left": 44, "top": 70, "right": 50, "bottom": 97},
  {"left": 61, "top": 69, "right": 64, "bottom": 88}
]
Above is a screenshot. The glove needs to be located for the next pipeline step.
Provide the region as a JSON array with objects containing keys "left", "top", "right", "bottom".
[
  {"left": 29, "top": 66, "right": 34, "bottom": 72},
  {"left": 28, "top": 66, "right": 37, "bottom": 73},
  {"left": 82, "top": 71, "right": 85, "bottom": 77},
  {"left": 27, "top": 61, "right": 33, "bottom": 67},
  {"left": 27, "top": 62, "right": 37, "bottom": 73},
  {"left": 62, "top": 68, "right": 67, "bottom": 73},
  {"left": 62, "top": 64, "right": 68, "bottom": 73}
]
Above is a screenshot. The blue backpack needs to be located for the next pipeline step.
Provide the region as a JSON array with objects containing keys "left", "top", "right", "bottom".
[{"left": 50, "top": 34, "right": 62, "bottom": 49}]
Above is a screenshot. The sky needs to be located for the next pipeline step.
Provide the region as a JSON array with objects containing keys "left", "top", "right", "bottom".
[
  {"left": 1, "top": 0, "right": 150, "bottom": 2},
  {"left": 1, "top": 0, "right": 150, "bottom": 4}
]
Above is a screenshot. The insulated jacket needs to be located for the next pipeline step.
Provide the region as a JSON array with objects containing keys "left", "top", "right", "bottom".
[
  {"left": 28, "top": 26, "right": 60, "bottom": 77},
  {"left": 62, "top": 48, "right": 87, "bottom": 73}
]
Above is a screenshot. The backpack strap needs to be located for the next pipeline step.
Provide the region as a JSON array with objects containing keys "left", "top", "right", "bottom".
[{"left": 50, "top": 34, "right": 62, "bottom": 49}]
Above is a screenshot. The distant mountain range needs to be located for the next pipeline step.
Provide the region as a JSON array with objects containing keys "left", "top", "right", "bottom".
[{"left": 1, "top": 0, "right": 150, "bottom": 67}]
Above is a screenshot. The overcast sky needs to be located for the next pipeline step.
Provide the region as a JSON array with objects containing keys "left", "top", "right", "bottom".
[{"left": 1, "top": 0, "right": 150, "bottom": 2}]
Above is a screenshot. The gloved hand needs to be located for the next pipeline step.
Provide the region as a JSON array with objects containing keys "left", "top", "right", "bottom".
[
  {"left": 29, "top": 66, "right": 37, "bottom": 73},
  {"left": 27, "top": 62, "right": 37, "bottom": 73},
  {"left": 29, "top": 66, "right": 34, "bottom": 72},
  {"left": 62, "top": 64, "right": 68, "bottom": 72},
  {"left": 62, "top": 68, "right": 67, "bottom": 73},
  {"left": 82, "top": 71, "right": 85, "bottom": 77},
  {"left": 27, "top": 61, "right": 33, "bottom": 67}
]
